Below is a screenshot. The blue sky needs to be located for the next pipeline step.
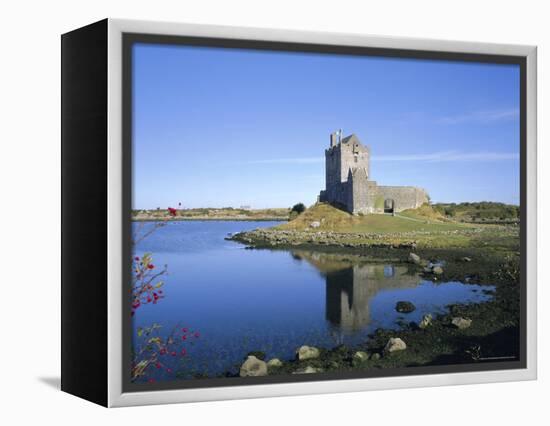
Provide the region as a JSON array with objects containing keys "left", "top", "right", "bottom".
[{"left": 132, "top": 43, "right": 520, "bottom": 209}]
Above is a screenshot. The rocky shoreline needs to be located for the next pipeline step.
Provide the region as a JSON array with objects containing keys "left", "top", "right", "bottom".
[
  {"left": 227, "top": 227, "right": 488, "bottom": 249},
  {"left": 229, "top": 286, "right": 517, "bottom": 379}
]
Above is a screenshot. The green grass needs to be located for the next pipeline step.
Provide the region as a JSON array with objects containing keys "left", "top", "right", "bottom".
[{"left": 350, "top": 215, "right": 466, "bottom": 233}]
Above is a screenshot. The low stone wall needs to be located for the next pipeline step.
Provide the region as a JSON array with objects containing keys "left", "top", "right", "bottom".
[{"left": 376, "top": 186, "right": 428, "bottom": 212}]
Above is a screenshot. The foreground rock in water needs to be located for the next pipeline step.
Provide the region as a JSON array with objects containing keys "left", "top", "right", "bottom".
[
  {"left": 384, "top": 337, "right": 407, "bottom": 353},
  {"left": 296, "top": 345, "right": 320, "bottom": 361},
  {"left": 293, "top": 366, "right": 324, "bottom": 374},
  {"left": 396, "top": 301, "right": 416, "bottom": 313},
  {"left": 240, "top": 355, "right": 268, "bottom": 377},
  {"left": 408, "top": 252, "right": 421, "bottom": 265},
  {"left": 451, "top": 317, "right": 472, "bottom": 330},
  {"left": 418, "top": 314, "right": 433, "bottom": 329},
  {"left": 266, "top": 358, "right": 283, "bottom": 368},
  {"left": 432, "top": 265, "right": 444, "bottom": 275}
]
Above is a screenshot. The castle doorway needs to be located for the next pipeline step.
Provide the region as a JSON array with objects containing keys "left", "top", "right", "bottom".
[{"left": 384, "top": 199, "right": 395, "bottom": 214}]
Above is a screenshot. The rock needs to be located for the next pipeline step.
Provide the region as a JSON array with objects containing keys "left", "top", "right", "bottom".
[
  {"left": 310, "top": 221, "right": 321, "bottom": 228},
  {"left": 432, "top": 266, "right": 444, "bottom": 275},
  {"left": 408, "top": 252, "right": 421, "bottom": 265},
  {"left": 418, "top": 314, "right": 433, "bottom": 329},
  {"left": 396, "top": 301, "right": 416, "bottom": 313},
  {"left": 384, "top": 337, "right": 407, "bottom": 353},
  {"left": 266, "top": 358, "right": 283, "bottom": 368},
  {"left": 293, "top": 366, "right": 323, "bottom": 374},
  {"left": 451, "top": 317, "right": 472, "bottom": 330},
  {"left": 353, "top": 351, "right": 370, "bottom": 363},
  {"left": 239, "top": 356, "right": 268, "bottom": 377},
  {"left": 296, "top": 345, "right": 320, "bottom": 361},
  {"left": 371, "top": 353, "right": 381, "bottom": 361},
  {"left": 461, "top": 257, "right": 472, "bottom": 262}
]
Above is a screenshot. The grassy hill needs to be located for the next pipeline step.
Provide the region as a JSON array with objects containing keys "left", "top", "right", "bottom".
[{"left": 276, "top": 202, "right": 470, "bottom": 234}]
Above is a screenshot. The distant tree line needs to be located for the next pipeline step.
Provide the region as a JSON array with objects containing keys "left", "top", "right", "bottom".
[{"left": 432, "top": 201, "right": 520, "bottom": 222}]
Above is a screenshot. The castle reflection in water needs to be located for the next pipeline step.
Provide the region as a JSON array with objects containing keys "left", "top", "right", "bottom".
[{"left": 291, "top": 251, "right": 422, "bottom": 334}]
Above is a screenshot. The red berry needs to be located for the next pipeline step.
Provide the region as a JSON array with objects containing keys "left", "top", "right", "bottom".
[{"left": 147, "top": 264, "right": 155, "bottom": 270}]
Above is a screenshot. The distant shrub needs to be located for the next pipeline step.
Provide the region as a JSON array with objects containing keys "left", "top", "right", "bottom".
[{"left": 291, "top": 203, "right": 306, "bottom": 214}]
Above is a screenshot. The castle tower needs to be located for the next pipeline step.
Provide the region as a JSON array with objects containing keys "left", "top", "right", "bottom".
[{"left": 322, "top": 132, "right": 370, "bottom": 210}]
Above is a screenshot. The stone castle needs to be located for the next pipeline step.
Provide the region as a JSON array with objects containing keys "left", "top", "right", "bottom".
[{"left": 319, "top": 131, "right": 429, "bottom": 214}]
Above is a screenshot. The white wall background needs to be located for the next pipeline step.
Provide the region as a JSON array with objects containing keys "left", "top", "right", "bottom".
[{"left": 0, "top": 0, "right": 547, "bottom": 424}]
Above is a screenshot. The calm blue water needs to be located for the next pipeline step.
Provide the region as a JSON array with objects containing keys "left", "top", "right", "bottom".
[{"left": 131, "top": 221, "right": 493, "bottom": 380}]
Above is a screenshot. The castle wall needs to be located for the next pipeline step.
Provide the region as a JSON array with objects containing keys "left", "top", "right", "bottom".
[
  {"left": 325, "top": 145, "right": 342, "bottom": 194},
  {"left": 375, "top": 186, "right": 429, "bottom": 212},
  {"left": 348, "top": 169, "right": 369, "bottom": 214},
  {"left": 365, "top": 181, "right": 381, "bottom": 213}
]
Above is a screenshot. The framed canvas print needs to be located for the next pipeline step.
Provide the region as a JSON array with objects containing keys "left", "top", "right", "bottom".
[{"left": 61, "top": 19, "right": 537, "bottom": 407}]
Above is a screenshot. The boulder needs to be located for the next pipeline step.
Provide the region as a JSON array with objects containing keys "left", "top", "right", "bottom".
[
  {"left": 296, "top": 345, "right": 320, "bottom": 361},
  {"left": 396, "top": 301, "right": 416, "bottom": 313},
  {"left": 353, "top": 351, "right": 370, "bottom": 363},
  {"left": 418, "top": 314, "right": 433, "bottom": 329},
  {"left": 451, "top": 317, "right": 472, "bottom": 330},
  {"left": 266, "top": 358, "right": 283, "bottom": 368},
  {"left": 384, "top": 337, "right": 407, "bottom": 354},
  {"left": 239, "top": 355, "right": 268, "bottom": 377},
  {"left": 432, "top": 266, "right": 444, "bottom": 275},
  {"left": 310, "top": 221, "right": 321, "bottom": 228},
  {"left": 461, "top": 257, "right": 472, "bottom": 262},
  {"left": 408, "top": 252, "right": 421, "bottom": 265},
  {"left": 293, "top": 366, "right": 323, "bottom": 374}
]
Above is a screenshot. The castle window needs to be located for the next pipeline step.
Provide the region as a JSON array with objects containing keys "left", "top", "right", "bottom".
[{"left": 354, "top": 156, "right": 358, "bottom": 163}]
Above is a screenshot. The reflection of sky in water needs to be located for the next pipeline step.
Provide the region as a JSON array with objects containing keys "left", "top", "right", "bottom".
[{"left": 132, "top": 221, "right": 493, "bottom": 380}]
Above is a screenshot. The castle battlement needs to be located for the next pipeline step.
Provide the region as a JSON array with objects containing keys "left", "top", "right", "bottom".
[{"left": 319, "top": 132, "right": 428, "bottom": 214}]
